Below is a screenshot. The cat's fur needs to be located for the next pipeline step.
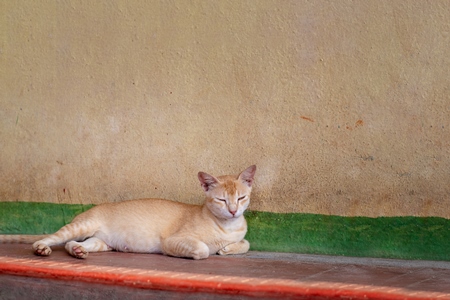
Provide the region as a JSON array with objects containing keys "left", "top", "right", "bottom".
[{"left": 0, "top": 165, "right": 256, "bottom": 259}]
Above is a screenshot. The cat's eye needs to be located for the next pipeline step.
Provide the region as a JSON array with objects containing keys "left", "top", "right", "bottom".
[
  {"left": 216, "top": 198, "right": 227, "bottom": 202},
  {"left": 238, "top": 196, "right": 246, "bottom": 201}
]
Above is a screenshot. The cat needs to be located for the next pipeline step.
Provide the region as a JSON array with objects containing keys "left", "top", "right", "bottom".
[{"left": 0, "top": 165, "right": 256, "bottom": 260}]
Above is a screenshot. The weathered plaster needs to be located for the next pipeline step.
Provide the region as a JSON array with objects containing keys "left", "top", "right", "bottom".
[{"left": 1, "top": 1, "right": 449, "bottom": 217}]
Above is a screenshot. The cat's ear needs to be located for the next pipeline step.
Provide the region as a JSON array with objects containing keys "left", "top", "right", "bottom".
[
  {"left": 198, "top": 172, "right": 220, "bottom": 192},
  {"left": 238, "top": 165, "right": 256, "bottom": 187}
]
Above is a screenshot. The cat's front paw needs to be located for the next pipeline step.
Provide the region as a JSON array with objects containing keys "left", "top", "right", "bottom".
[
  {"left": 217, "top": 246, "right": 229, "bottom": 255},
  {"left": 192, "top": 243, "right": 209, "bottom": 260},
  {"left": 218, "top": 240, "right": 250, "bottom": 255},
  {"left": 33, "top": 243, "right": 52, "bottom": 256}
]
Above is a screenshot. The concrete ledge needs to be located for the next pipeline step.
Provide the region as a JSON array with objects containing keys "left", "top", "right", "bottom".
[{"left": 1, "top": 244, "right": 449, "bottom": 299}]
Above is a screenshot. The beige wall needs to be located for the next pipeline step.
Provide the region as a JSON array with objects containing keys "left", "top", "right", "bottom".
[{"left": 1, "top": 1, "right": 449, "bottom": 218}]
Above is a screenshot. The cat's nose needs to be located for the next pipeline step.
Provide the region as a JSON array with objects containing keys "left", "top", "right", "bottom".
[{"left": 229, "top": 209, "right": 237, "bottom": 216}]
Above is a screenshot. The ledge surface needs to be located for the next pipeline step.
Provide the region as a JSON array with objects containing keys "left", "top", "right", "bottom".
[{"left": 0, "top": 244, "right": 449, "bottom": 299}]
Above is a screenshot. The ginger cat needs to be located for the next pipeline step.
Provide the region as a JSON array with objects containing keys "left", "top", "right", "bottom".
[{"left": 0, "top": 165, "right": 256, "bottom": 259}]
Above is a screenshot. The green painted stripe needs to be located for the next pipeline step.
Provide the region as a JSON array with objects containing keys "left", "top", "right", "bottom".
[
  {"left": 1, "top": 202, "right": 449, "bottom": 261},
  {"left": 245, "top": 211, "right": 449, "bottom": 261},
  {"left": 0, "top": 202, "right": 94, "bottom": 235}
]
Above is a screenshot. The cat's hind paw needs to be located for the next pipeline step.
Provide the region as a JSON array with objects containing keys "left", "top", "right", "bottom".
[
  {"left": 33, "top": 243, "right": 52, "bottom": 256},
  {"left": 66, "top": 241, "right": 88, "bottom": 259},
  {"left": 72, "top": 245, "right": 88, "bottom": 259}
]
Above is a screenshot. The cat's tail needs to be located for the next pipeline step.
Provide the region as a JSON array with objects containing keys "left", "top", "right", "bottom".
[{"left": 0, "top": 234, "right": 49, "bottom": 244}]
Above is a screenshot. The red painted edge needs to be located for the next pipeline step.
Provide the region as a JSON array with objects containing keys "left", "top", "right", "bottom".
[{"left": 0, "top": 262, "right": 433, "bottom": 300}]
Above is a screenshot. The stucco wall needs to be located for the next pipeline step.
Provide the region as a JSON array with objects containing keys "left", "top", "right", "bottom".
[{"left": 1, "top": 1, "right": 449, "bottom": 218}]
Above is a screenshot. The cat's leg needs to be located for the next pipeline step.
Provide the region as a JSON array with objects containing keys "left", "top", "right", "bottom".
[
  {"left": 65, "top": 237, "right": 112, "bottom": 259},
  {"left": 33, "top": 221, "right": 97, "bottom": 256},
  {"left": 162, "top": 236, "right": 210, "bottom": 260},
  {"left": 218, "top": 239, "right": 250, "bottom": 255}
]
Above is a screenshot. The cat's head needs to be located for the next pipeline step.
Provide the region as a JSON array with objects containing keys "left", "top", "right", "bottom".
[{"left": 198, "top": 165, "right": 256, "bottom": 220}]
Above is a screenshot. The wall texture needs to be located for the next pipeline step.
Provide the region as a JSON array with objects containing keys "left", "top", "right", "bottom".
[{"left": 1, "top": 0, "right": 449, "bottom": 218}]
